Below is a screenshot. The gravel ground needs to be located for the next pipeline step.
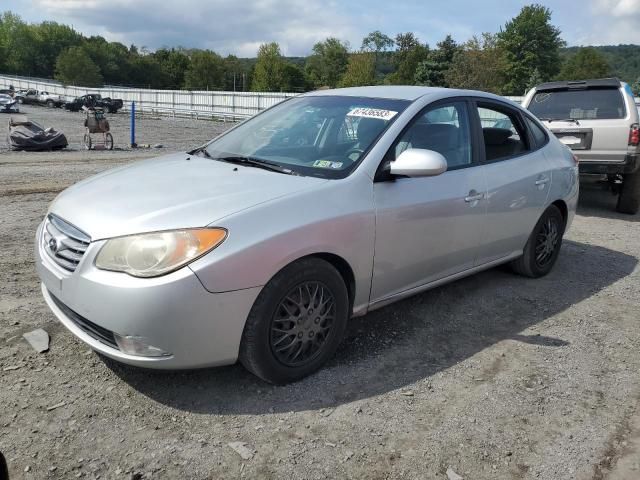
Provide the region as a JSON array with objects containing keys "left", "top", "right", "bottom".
[{"left": 1, "top": 105, "right": 640, "bottom": 480}]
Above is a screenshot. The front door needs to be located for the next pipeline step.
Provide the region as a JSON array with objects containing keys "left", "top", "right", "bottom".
[{"left": 371, "top": 100, "right": 488, "bottom": 303}]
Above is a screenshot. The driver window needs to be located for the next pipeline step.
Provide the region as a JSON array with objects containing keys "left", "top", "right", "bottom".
[{"left": 393, "top": 101, "right": 472, "bottom": 169}]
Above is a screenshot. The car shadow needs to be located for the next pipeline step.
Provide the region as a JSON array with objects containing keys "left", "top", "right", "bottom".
[
  {"left": 578, "top": 178, "right": 640, "bottom": 222},
  {"left": 107, "top": 239, "right": 636, "bottom": 415}
]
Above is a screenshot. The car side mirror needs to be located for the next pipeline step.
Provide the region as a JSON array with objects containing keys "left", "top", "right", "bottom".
[{"left": 389, "top": 148, "right": 448, "bottom": 177}]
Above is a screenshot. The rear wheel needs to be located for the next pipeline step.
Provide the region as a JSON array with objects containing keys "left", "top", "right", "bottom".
[
  {"left": 239, "top": 258, "right": 349, "bottom": 384},
  {"left": 511, "top": 205, "right": 565, "bottom": 278},
  {"left": 105, "top": 132, "right": 114, "bottom": 150},
  {"left": 616, "top": 170, "right": 640, "bottom": 214}
]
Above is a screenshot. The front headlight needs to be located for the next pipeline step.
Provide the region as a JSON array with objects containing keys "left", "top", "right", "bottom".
[{"left": 95, "top": 228, "right": 227, "bottom": 278}]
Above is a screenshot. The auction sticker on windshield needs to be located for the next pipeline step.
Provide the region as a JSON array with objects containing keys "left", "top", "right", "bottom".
[
  {"left": 313, "top": 160, "right": 343, "bottom": 169},
  {"left": 347, "top": 107, "right": 398, "bottom": 121}
]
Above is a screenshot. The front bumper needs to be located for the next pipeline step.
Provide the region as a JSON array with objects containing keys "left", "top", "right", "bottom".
[
  {"left": 0, "top": 104, "right": 18, "bottom": 113},
  {"left": 35, "top": 221, "right": 262, "bottom": 369}
]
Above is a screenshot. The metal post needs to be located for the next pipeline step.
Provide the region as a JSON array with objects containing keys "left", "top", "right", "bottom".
[{"left": 130, "top": 101, "right": 136, "bottom": 148}]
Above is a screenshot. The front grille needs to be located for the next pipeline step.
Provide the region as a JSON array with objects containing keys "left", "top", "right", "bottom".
[
  {"left": 42, "top": 214, "right": 91, "bottom": 272},
  {"left": 49, "top": 292, "right": 119, "bottom": 349}
]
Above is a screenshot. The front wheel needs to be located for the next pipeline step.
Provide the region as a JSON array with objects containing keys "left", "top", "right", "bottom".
[
  {"left": 46, "top": 100, "right": 55, "bottom": 108},
  {"left": 511, "top": 205, "right": 565, "bottom": 278},
  {"left": 239, "top": 258, "right": 349, "bottom": 384},
  {"left": 616, "top": 170, "right": 640, "bottom": 214}
]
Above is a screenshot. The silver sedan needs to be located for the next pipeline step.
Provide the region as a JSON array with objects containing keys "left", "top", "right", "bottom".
[{"left": 36, "top": 86, "right": 579, "bottom": 383}]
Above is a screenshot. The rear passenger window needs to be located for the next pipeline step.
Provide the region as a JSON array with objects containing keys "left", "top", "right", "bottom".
[
  {"left": 477, "top": 105, "right": 529, "bottom": 162},
  {"left": 392, "top": 101, "right": 472, "bottom": 169},
  {"left": 525, "top": 117, "right": 548, "bottom": 148}
]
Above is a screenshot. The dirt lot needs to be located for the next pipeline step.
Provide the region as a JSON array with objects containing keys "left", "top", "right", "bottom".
[{"left": 1, "top": 105, "right": 640, "bottom": 480}]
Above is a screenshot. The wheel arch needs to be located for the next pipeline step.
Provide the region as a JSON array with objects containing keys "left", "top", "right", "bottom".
[{"left": 550, "top": 199, "right": 568, "bottom": 227}]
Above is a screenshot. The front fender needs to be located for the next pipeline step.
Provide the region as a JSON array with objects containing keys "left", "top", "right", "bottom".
[{"left": 188, "top": 172, "right": 376, "bottom": 313}]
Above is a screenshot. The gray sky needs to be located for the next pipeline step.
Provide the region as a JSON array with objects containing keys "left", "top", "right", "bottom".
[{"left": 13, "top": 0, "right": 640, "bottom": 56}]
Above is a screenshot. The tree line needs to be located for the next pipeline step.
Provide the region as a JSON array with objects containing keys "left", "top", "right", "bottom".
[{"left": 1, "top": 5, "right": 639, "bottom": 95}]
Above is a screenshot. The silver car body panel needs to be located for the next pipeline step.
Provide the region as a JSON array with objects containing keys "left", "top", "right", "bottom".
[{"left": 36, "top": 86, "right": 578, "bottom": 369}]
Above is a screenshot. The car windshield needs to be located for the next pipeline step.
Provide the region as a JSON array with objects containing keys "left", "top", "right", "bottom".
[
  {"left": 528, "top": 88, "right": 626, "bottom": 120},
  {"left": 203, "top": 95, "right": 410, "bottom": 178}
]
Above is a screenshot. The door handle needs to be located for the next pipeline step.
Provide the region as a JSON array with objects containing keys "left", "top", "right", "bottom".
[
  {"left": 464, "top": 192, "right": 484, "bottom": 203},
  {"left": 535, "top": 176, "right": 550, "bottom": 186}
]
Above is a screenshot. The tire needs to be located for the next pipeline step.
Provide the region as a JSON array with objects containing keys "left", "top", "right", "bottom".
[
  {"left": 511, "top": 205, "right": 565, "bottom": 278},
  {"left": 239, "top": 258, "right": 349, "bottom": 384},
  {"left": 83, "top": 134, "right": 92, "bottom": 150},
  {"left": 105, "top": 132, "right": 113, "bottom": 150},
  {"left": 46, "top": 100, "right": 54, "bottom": 108},
  {"left": 616, "top": 170, "right": 640, "bottom": 214}
]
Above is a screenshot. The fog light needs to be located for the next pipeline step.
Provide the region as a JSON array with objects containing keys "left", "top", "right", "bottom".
[{"left": 114, "top": 334, "right": 171, "bottom": 357}]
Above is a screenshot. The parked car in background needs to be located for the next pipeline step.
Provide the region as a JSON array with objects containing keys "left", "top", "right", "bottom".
[
  {"left": 36, "top": 86, "right": 578, "bottom": 384},
  {"left": 15, "top": 89, "right": 65, "bottom": 108},
  {"left": 64, "top": 94, "right": 123, "bottom": 113},
  {"left": 0, "top": 93, "right": 19, "bottom": 113},
  {"left": 523, "top": 78, "right": 640, "bottom": 214}
]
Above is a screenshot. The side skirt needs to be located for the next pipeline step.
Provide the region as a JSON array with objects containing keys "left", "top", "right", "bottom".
[{"left": 365, "top": 251, "right": 522, "bottom": 314}]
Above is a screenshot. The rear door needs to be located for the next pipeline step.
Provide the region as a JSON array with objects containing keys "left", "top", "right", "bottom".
[
  {"left": 526, "top": 85, "right": 633, "bottom": 164},
  {"left": 472, "top": 99, "right": 552, "bottom": 264}
]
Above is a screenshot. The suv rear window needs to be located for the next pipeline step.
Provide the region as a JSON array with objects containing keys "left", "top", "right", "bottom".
[{"left": 528, "top": 88, "right": 626, "bottom": 120}]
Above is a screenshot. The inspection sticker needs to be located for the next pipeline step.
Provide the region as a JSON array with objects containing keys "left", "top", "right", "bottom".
[
  {"left": 347, "top": 107, "right": 398, "bottom": 121},
  {"left": 313, "top": 160, "right": 343, "bottom": 169}
]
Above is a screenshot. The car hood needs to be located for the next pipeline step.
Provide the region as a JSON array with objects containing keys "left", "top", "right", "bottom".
[{"left": 49, "top": 152, "right": 328, "bottom": 240}]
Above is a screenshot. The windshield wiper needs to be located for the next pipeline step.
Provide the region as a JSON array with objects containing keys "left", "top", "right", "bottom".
[
  {"left": 213, "top": 156, "right": 298, "bottom": 175},
  {"left": 190, "top": 146, "right": 213, "bottom": 158},
  {"left": 545, "top": 118, "right": 581, "bottom": 125}
]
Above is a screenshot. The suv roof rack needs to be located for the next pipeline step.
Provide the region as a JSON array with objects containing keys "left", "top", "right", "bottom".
[{"left": 535, "top": 77, "right": 621, "bottom": 92}]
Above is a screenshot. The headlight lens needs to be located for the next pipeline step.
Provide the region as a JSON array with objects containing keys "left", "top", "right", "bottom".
[{"left": 95, "top": 228, "right": 227, "bottom": 277}]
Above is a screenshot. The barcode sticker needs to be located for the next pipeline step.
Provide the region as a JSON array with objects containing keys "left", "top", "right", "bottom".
[{"left": 347, "top": 108, "right": 398, "bottom": 121}]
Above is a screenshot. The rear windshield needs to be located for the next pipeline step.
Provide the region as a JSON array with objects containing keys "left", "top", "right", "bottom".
[{"left": 528, "top": 88, "right": 626, "bottom": 120}]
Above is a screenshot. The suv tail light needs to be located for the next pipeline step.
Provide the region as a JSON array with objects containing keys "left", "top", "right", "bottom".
[{"left": 630, "top": 124, "right": 640, "bottom": 146}]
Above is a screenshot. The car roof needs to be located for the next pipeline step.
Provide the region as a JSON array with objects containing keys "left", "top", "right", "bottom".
[
  {"left": 534, "top": 78, "right": 622, "bottom": 92},
  {"left": 303, "top": 85, "right": 508, "bottom": 102}
]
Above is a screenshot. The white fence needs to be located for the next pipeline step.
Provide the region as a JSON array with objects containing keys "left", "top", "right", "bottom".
[
  {"left": 0, "top": 74, "right": 297, "bottom": 121},
  {"left": 0, "top": 74, "right": 538, "bottom": 122}
]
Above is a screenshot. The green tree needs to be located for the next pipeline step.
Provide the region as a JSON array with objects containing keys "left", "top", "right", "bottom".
[
  {"left": 83, "top": 36, "right": 133, "bottom": 85},
  {"left": 497, "top": 4, "right": 565, "bottom": 94},
  {"left": 632, "top": 77, "right": 640, "bottom": 96},
  {"left": 184, "top": 50, "right": 225, "bottom": 90},
  {"left": 305, "top": 38, "right": 349, "bottom": 88},
  {"left": 361, "top": 30, "right": 394, "bottom": 77},
  {"left": 414, "top": 35, "right": 460, "bottom": 87},
  {"left": 32, "top": 21, "right": 82, "bottom": 77},
  {"left": 128, "top": 54, "right": 167, "bottom": 88},
  {"left": 0, "top": 12, "right": 40, "bottom": 75},
  {"left": 55, "top": 46, "right": 103, "bottom": 86},
  {"left": 282, "top": 62, "right": 308, "bottom": 92},
  {"left": 339, "top": 52, "right": 376, "bottom": 87},
  {"left": 154, "top": 48, "right": 190, "bottom": 89},
  {"left": 387, "top": 32, "right": 430, "bottom": 85},
  {"left": 558, "top": 47, "right": 611, "bottom": 81},
  {"left": 252, "top": 42, "right": 286, "bottom": 92},
  {"left": 445, "top": 33, "right": 507, "bottom": 94},
  {"left": 361, "top": 30, "right": 394, "bottom": 54}
]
